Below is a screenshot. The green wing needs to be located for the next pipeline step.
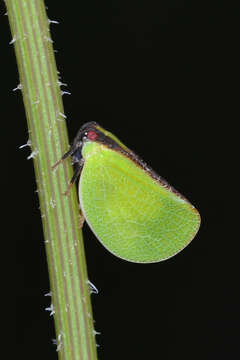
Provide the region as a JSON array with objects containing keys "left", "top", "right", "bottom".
[{"left": 79, "top": 142, "right": 200, "bottom": 263}]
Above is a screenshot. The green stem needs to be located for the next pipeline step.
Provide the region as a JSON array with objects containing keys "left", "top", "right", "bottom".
[{"left": 5, "top": 1, "right": 98, "bottom": 359}]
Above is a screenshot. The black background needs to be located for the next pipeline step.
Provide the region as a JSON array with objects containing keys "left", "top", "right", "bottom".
[{"left": 1, "top": 1, "right": 237, "bottom": 359}]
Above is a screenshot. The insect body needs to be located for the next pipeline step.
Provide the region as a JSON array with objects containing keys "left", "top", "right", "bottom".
[{"left": 53, "top": 122, "right": 200, "bottom": 263}]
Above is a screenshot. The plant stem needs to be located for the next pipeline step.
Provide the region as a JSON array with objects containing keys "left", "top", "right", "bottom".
[{"left": 5, "top": 1, "right": 98, "bottom": 359}]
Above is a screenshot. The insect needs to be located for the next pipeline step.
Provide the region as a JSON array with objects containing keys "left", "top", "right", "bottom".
[{"left": 53, "top": 122, "right": 200, "bottom": 263}]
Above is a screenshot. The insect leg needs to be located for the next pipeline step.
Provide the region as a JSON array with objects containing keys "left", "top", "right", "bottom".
[
  {"left": 52, "top": 147, "right": 77, "bottom": 170},
  {"left": 79, "top": 212, "right": 85, "bottom": 228},
  {"left": 63, "top": 158, "right": 84, "bottom": 196}
]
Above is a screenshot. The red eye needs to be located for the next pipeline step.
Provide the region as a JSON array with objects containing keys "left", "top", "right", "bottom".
[{"left": 87, "top": 131, "right": 98, "bottom": 141}]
